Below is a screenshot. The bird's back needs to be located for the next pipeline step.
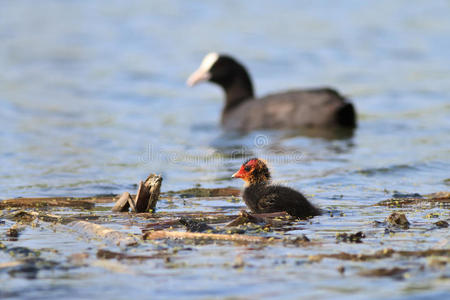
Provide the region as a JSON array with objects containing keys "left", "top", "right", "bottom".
[
  {"left": 243, "top": 183, "right": 321, "bottom": 218},
  {"left": 222, "top": 88, "right": 355, "bottom": 131}
]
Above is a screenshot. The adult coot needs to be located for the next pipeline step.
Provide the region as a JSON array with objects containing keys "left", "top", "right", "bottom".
[
  {"left": 232, "top": 158, "right": 321, "bottom": 219},
  {"left": 187, "top": 53, "right": 356, "bottom": 132}
]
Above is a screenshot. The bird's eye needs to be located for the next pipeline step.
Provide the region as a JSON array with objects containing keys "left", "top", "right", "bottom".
[{"left": 244, "top": 166, "right": 251, "bottom": 172}]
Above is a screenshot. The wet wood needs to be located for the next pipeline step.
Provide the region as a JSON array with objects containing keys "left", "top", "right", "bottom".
[
  {"left": 146, "top": 174, "right": 163, "bottom": 211},
  {"left": 134, "top": 174, "right": 162, "bottom": 213},
  {"left": 0, "top": 198, "right": 95, "bottom": 209},
  {"left": 143, "top": 230, "right": 274, "bottom": 243},
  {"left": 135, "top": 181, "right": 150, "bottom": 212},
  {"left": 112, "top": 192, "right": 132, "bottom": 212},
  {"left": 69, "top": 221, "right": 139, "bottom": 247},
  {"left": 127, "top": 193, "right": 136, "bottom": 212}
]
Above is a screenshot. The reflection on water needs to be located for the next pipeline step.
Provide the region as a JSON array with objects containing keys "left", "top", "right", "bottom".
[{"left": 0, "top": 0, "right": 449, "bottom": 299}]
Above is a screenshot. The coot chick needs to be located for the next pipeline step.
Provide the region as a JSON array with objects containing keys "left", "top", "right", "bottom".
[
  {"left": 231, "top": 158, "right": 321, "bottom": 219},
  {"left": 187, "top": 53, "right": 356, "bottom": 132}
]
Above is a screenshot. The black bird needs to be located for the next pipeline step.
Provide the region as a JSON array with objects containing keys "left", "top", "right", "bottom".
[
  {"left": 187, "top": 53, "right": 356, "bottom": 132},
  {"left": 231, "top": 158, "right": 321, "bottom": 219}
]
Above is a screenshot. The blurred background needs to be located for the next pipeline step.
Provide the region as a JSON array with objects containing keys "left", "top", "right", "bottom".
[{"left": 0, "top": 0, "right": 449, "bottom": 199}]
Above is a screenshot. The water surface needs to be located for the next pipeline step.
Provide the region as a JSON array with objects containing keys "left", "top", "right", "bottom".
[{"left": 0, "top": 1, "right": 449, "bottom": 299}]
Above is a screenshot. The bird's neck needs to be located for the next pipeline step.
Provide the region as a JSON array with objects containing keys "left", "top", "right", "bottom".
[
  {"left": 223, "top": 73, "right": 254, "bottom": 111},
  {"left": 245, "top": 177, "right": 270, "bottom": 187}
]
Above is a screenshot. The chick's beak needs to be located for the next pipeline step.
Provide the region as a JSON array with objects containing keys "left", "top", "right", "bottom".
[
  {"left": 186, "top": 68, "right": 211, "bottom": 87},
  {"left": 231, "top": 171, "right": 241, "bottom": 178},
  {"left": 232, "top": 166, "right": 245, "bottom": 179}
]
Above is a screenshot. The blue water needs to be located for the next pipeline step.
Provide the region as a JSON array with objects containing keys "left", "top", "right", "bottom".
[{"left": 0, "top": 1, "right": 449, "bottom": 299}]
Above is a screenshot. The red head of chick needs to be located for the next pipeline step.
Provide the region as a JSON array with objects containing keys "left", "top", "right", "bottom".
[
  {"left": 232, "top": 158, "right": 271, "bottom": 185},
  {"left": 232, "top": 158, "right": 321, "bottom": 219}
]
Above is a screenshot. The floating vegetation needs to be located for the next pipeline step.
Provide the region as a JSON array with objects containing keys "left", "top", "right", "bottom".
[
  {"left": 178, "top": 217, "right": 215, "bottom": 233},
  {"left": 433, "top": 220, "right": 449, "bottom": 228},
  {"left": 165, "top": 187, "right": 240, "bottom": 198},
  {"left": 358, "top": 267, "right": 409, "bottom": 278},
  {"left": 336, "top": 231, "right": 366, "bottom": 243},
  {"left": 307, "top": 248, "right": 450, "bottom": 263},
  {"left": 0, "top": 198, "right": 96, "bottom": 209},
  {"left": 386, "top": 212, "right": 410, "bottom": 229},
  {"left": 377, "top": 192, "right": 450, "bottom": 208},
  {"left": 0, "top": 186, "right": 449, "bottom": 299}
]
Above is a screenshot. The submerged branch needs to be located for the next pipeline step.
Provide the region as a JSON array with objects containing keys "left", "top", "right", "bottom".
[
  {"left": 143, "top": 230, "right": 275, "bottom": 243},
  {"left": 308, "top": 248, "right": 450, "bottom": 262},
  {"left": 69, "top": 221, "right": 139, "bottom": 247}
]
